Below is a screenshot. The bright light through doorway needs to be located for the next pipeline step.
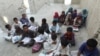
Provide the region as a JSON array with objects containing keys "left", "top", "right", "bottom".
[
  {"left": 23, "top": 0, "right": 29, "bottom": 9},
  {"left": 3, "top": 16, "right": 8, "bottom": 24},
  {"left": 64, "top": 0, "right": 71, "bottom": 5}
]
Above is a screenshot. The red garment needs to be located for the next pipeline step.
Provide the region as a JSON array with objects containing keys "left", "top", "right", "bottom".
[
  {"left": 53, "top": 12, "right": 59, "bottom": 19},
  {"left": 64, "top": 32, "right": 74, "bottom": 40}
]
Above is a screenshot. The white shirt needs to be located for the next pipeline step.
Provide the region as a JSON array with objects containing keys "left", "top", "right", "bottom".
[
  {"left": 13, "top": 21, "right": 23, "bottom": 29},
  {"left": 34, "top": 32, "right": 48, "bottom": 43},
  {"left": 55, "top": 43, "right": 70, "bottom": 55},
  {"left": 30, "top": 22, "right": 39, "bottom": 27},
  {"left": 49, "top": 24, "right": 61, "bottom": 33}
]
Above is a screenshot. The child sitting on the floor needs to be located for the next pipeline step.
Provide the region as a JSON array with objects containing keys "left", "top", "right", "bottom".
[
  {"left": 49, "top": 21, "right": 61, "bottom": 34},
  {"left": 12, "top": 26, "right": 22, "bottom": 44},
  {"left": 55, "top": 37, "right": 70, "bottom": 56},
  {"left": 4, "top": 24, "right": 15, "bottom": 41},
  {"left": 63, "top": 27, "right": 75, "bottom": 46},
  {"left": 42, "top": 31, "right": 58, "bottom": 55},
  {"left": 51, "top": 31, "right": 57, "bottom": 44},
  {"left": 34, "top": 27, "right": 48, "bottom": 43}
]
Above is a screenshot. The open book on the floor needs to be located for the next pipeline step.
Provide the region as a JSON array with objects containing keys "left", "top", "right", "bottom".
[{"left": 70, "top": 50, "right": 83, "bottom": 56}]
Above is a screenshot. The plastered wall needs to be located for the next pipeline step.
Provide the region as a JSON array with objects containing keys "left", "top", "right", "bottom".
[
  {"left": 0, "top": 0, "right": 26, "bottom": 30},
  {"left": 72, "top": 0, "right": 80, "bottom": 4},
  {"left": 80, "top": 0, "right": 100, "bottom": 37},
  {"left": 29, "top": 0, "right": 49, "bottom": 14}
]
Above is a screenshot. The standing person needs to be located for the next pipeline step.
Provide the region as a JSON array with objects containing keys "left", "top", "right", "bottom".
[
  {"left": 18, "top": 25, "right": 35, "bottom": 47},
  {"left": 77, "top": 38, "right": 99, "bottom": 56},
  {"left": 20, "top": 14, "right": 30, "bottom": 26},
  {"left": 41, "top": 18, "right": 50, "bottom": 34},
  {"left": 13, "top": 17, "right": 23, "bottom": 29},
  {"left": 4, "top": 24, "right": 15, "bottom": 41},
  {"left": 59, "top": 11, "right": 66, "bottom": 24},
  {"left": 53, "top": 12, "right": 59, "bottom": 22}
]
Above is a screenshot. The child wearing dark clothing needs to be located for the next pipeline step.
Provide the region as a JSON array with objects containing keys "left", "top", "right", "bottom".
[
  {"left": 51, "top": 31, "right": 57, "bottom": 44},
  {"left": 41, "top": 18, "right": 50, "bottom": 34},
  {"left": 18, "top": 25, "right": 35, "bottom": 47},
  {"left": 63, "top": 27, "right": 75, "bottom": 46},
  {"left": 59, "top": 11, "right": 66, "bottom": 24}
]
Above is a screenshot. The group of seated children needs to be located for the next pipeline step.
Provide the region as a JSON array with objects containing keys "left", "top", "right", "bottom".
[
  {"left": 4, "top": 12, "right": 99, "bottom": 56},
  {"left": 4, "top": 14, "right": 61, "bottom": 48},
  {"left": 53, "top": 7, "right": 88, "bottom": 31},
  {"left": 42, "top": 32, "right": 70, "bottom": 56}
]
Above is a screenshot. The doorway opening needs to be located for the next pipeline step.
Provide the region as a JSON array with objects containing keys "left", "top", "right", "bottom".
[{"left": 64, "top": 0, "right": 72, "bottom": 5}]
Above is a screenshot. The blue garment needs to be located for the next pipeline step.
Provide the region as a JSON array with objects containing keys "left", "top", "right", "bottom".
[
  {"left": 53, "top": 18, "right": 58, "bottom": 22},
  {"left": 72, "top": 13, "right": 77, "bottom": 19},
  {"left": 79, "top": 43, "right": 99, "bottom": 56},
  {"left": 51, "top": 26, "right": 56, "bottom": 32},
  {"left": 20, "top": 18, "right": 30, "bottom": 26}
]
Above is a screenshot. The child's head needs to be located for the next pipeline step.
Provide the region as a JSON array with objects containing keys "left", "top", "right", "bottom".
[
  {"left": 61, "top": 37, "right": 69, "bottom": 48},
  {"left": 51, "top": 31, "right": 57, "bottom": 41},
  {"left": 38, "top": 27, "right": 44, "bottom": 34},
  {"left": 15, "top": 26, "right": 22, "bottom": 35},
  {"left": 30, "top": 17, "right": 34, "bottom": 22},
  {"left": 73, "top": 9, "right": 77, "bottom": 13},
  {"left": 13, "top": 17, "right": 18, "bottom": 23},
  {"left": 67, "top": 27, "right": 73, "bottom": 32},
  {"left": 52, "top": 20, "right": 57, "bottom": 26},
  {"left": 61, "top": 11, "right": 65, "bottom": 15},
  {"left": 22, "top": 13, "right": 26, "bottom": 18},
  {"left": 68, "top": 7, "right": 73, "bottom": 13},
  {"left": 83, "top": 9, "right": 87, "bottom": 14},
  {"left": 42, "top": 18, "right": 46, "bottom": 24},
  {"left": 5, "top": 24, "right": 11, "bottom": 30},
  {"left": 54, "top": 12, "right": 59, "bottom": 16},
  {"left": 86, "top": 38, "right": 98, "bottom": 50},
  {"left": 23, "top": 25, "right": 28, "bottom": 32}
]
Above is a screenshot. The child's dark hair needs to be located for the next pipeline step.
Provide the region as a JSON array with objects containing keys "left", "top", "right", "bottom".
[
  {"left": 13, "top": 17, "right": 17, "bottom": 21},
  {"left": 61, "top": 37, "right": 69, "bottom": 47},
  {"left": 62, "top": 11, "right": 65, "bottom": 13},
  {"left": 52, "top": 20, "right": 57, "bottom": 24},
  {"left": 15, "top": 26, "right": 22, "bottom": 35},
  {"left": 51, "top": 31, "right": 57, "bottom": 41},
  {"left": 5, "top": 24, "right": 10, "bottom": 29},
  {"left": 30, "top": 17, "right": 34, "bottom": 22},
  {"left": 67, "top": 27, "right": 73, "bottom": 32},
  {"left": 42, "top": 18, "right": 46, "bottom": 24},
  {"left": 23, "top": 25, "right": 28, "bottom": 28},
  {"left": 38, "top": 27, "right": 44, "bottom": 34},
  {"left": 86, "top": 38, "right": 98, "bottom": 48}
]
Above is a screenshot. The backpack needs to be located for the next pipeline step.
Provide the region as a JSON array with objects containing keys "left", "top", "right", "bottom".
[{"left": 32, "top": 43, "right": 43, "bottom": 53}]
